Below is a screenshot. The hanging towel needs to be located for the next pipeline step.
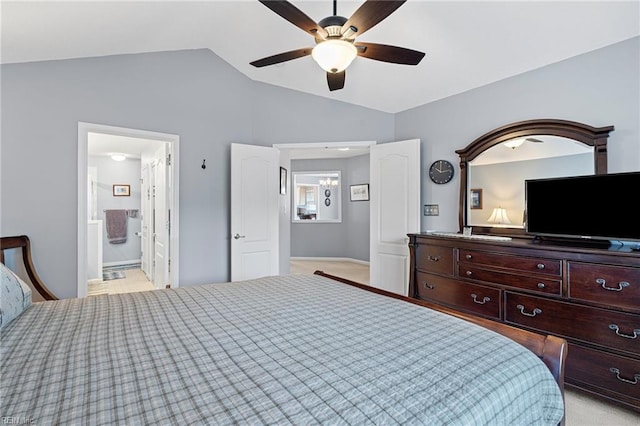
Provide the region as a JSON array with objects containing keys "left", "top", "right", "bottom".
[{"left": 105, "top": 209, "right": 128, "bottom": 244}]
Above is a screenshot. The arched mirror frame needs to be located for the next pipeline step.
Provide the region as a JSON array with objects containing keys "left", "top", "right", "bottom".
[{"left": 456, "top": 119, "right": 614, "bottom": 238}]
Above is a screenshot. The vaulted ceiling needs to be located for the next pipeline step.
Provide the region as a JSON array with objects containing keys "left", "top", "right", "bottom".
[{"left": 2, "top": 1, "right": 638, "bottom": 113}]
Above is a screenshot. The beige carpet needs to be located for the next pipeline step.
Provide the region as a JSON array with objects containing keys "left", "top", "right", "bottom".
[
  {"left": 87, "top": 268, "right": 155, "bottom": 296},
  {"left": 289, "top": 259, "right": 640, "bottom": 425}
]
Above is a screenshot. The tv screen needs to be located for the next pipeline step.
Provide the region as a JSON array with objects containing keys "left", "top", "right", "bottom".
[{"left": 525, "top": 172, "right": 640, "bottom": 242}]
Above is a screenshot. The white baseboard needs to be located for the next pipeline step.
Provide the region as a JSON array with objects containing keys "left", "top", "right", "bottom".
[
  {"left": 290, "top": 257, "right": 370, "bottom": 266},
  {"left": 103, "top": 259, "right": 141, "bottom": 268}
]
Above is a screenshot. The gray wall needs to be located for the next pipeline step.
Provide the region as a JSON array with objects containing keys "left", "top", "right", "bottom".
[
  {"left": 2, "top": 37, "right": 638, "bottom": 298},
  {"left": 1, "top": 49, "right": 392, "bottom": 298},
  {"left": 291, "top": 155, "right": 370, "bottom": 261},
  {"left": 88, "top": 155, "right": 142, "bottom": 264},
  {"left": 395, "top": 37, "right": 640, "bottom": 233},
  {"left": 345, "top": 154, "right": 370, "bottom": 261}
]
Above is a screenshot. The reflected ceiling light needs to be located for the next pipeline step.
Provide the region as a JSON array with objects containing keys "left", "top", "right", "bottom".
[
  {"left": 319, "top": 177, "right": 339, "bottom": 188},
  {"left": 504, "top": 137, "right": 544, "bottom": 149},
  {"left": 311, "top": 39, "right": 357, "bottom": 73},
  {"left": 487, "top": 207, "right": 512, "bottom": 225},
  {"left": 111, "top": 154, "right": 126, "bottom": 161},
  {"left": 503, "top": 138, "right": 525, "bottom": 149}
]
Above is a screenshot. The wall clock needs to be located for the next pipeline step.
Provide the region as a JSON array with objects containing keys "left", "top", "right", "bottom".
[{"left": 429, "top": 160, "right": 454, "bottom": 184}]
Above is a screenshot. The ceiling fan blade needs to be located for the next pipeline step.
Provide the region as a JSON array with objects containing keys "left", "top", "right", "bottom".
[
  {"left": 355, "top": 42, "right": 425, "bottom": 65},
  {"left": 250, "top": 48, "right": 312, "bottom": 67},
  {"left": 342, "top": 0, "right": 406, "bottom": 37},
  {"left": 327, "top": 71, "right": 345, "bottom": 91},
  {"left": 526, "top": 137, "right": 544, "bottom": 143},
  {"left": 259, "top": 0, "right": 328, "bottom": 39}
]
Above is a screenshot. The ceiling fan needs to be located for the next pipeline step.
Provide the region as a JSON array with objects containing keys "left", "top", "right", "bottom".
[{"left": 250, "top": 0, "right": 426, "bottom": 91}]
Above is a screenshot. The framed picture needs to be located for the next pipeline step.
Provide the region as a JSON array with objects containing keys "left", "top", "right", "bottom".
[
  {"left": 350, "top": 184, "right": 369, "bottom": 201},
  {"left": 113, "top": 184, "right": 130, "bottom": 197},
  {"left": 470, "top": 188, "right": 483, "bottom": 209},
  {"left": 280, "top": 167, "right": 287, "bottom": 195}
]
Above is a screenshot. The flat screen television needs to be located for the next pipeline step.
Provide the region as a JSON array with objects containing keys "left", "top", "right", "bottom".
[{"left": 525, "top": 171, "right": 640, "bottom": 243}]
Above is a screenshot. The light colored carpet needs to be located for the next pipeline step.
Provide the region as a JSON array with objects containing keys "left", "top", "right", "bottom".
[{"left": 88, "top": 268, "right": 155, "bottom": 296}]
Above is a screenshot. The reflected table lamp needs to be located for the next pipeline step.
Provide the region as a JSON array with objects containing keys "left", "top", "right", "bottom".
[{"left": 487, "top": 207, "right": 512, "bottom": 225}]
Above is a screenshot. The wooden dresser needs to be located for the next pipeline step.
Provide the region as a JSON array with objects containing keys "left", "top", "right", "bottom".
[{"left": 408, "top": 233, "right": 640, "bottom": 412}]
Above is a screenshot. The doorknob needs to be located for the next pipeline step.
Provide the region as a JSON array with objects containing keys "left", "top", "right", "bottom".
[{"left": 233, "top": 233, "right": 246, "bottom": 240}]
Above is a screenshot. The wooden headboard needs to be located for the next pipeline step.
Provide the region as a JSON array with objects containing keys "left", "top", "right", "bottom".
[{"left": 1, "top": 235, "right": 58, "bottom": 300}]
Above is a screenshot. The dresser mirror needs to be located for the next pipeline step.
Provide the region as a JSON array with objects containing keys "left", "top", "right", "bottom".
[{"left": 456, "top": 119, "right": 614, "bottom": 237}]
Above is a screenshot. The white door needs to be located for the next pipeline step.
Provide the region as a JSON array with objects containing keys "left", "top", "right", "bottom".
[
  {"left": 140, "top": 163, "right": 151, "bottom": 280},
  {"left": 153, "top": 145, "right": 169, "bottom": 289},
  {"left": 231, "top": 143, "right": 279, "bottom": 281},
  {"left": 370, "top": 139, "right": 420, "bottom": 295}
]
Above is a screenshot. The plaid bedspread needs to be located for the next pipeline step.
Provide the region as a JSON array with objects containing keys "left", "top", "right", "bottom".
[{"left": 1, "top": 274, "right": 563, "bottom": 425}]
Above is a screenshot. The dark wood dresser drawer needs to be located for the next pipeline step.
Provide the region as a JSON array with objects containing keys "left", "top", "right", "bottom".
[
  {"left": 568, "top": 261, "right": 640, "bottom": 312},
  {"left": 415, "top": 244, "right": 454, "bottom": 275},
  {"left": 458, "top": 249, "right": 561, "bottom": 276},
  {"left": 566, "top": 344, "right": 640, "bottom": 407},
  {"left": 505, "top": 292, "right": 640, "bottom": 356},
  {"left": 416, "top": 272, "right": 501, "bottom": 320},
  {"left": 458, "top": 263, "right": 562, "bottom": 295}
]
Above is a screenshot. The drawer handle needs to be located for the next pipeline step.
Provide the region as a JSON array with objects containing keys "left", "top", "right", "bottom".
[
  {"left": 537, "top": 283, "right": 546, "bottom": 289},
  {"left": 596, "top": 278, "right": 630, "bottom": 292},
  {"left": 609, "top": 324, "right": 640, "bottom": 339},
  {"left": 465, "top": 254, "right": 472, "bottom": 260},
  {"left": 423, "top": 282, "right": 435, "bottom": 290},
  {"left": 609, "top": 368, "right": 640, "bottom": 385},
  {"left": 516, "top": 304, "right": 542, "bottom": 317},
  {"left": 536, "top": 263, "right": 545, "bottom": 270},
  {"left": 471, "top": 293, "right": 490, "bottom": 304},
  {"left": 428, "top": 255, "right": 441, "bottom": 262},
  {"left": 466, "top": 270, "right": 473, "bottom": 276}
]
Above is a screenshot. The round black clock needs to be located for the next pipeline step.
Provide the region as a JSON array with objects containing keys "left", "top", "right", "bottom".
[{"left": 429, "top": 160, "right": 454, "bottom": 184}]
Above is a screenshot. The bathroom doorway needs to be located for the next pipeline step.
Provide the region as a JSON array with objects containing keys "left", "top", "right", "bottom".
[{"left": 78, "top": 123, "right": 179, "bottom": 297}]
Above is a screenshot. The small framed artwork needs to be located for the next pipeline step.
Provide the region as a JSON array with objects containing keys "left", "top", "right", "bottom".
[
  {"left": 470, "top": 188, "right": 483, "bottom": 209},
  {"left": 350, "top": 184, "right": 369, "bottom": 201},
  {"left": 113, "top": 184, "right": 130, "bottom": 197},
  {"left": 279, "top": 167, "right": 287, "bottom": 195}
]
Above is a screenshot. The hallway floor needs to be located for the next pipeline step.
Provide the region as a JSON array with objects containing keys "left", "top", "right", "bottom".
[
  {"left": 289, "top": 259, "right": 370, "bottom": 284},
  {"left": 87, "top": 268, "right": 155, "bottom": 296}
]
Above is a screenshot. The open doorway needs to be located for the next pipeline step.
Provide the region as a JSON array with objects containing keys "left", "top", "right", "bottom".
[
  {"left": 274, "top": 139, "right": 420, "bottom": 295},
  {"left": 78, "top": 123, "right": 179, "bottom": 298},
  {"left": 275, "top": 141, "right": 374, "bottom": 280}
]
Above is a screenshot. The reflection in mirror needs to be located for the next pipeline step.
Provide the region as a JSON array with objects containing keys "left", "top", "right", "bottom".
[
  {"left": 292, "top": 171, "right": 342, "bottom": 223},
  {"left": 467, "top": 135, "right": 593, "bottom": 228}
]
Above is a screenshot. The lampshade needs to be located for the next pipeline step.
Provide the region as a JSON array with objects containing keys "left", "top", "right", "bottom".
[
  {"left": 311, "top": 40, "right": 357, "bottom": 73},
  {"left": 487, "top": 207, "right": 512, "bottom": 224},
  {"left": 503, "top": 138, "right": 525, "bottom": 149}
]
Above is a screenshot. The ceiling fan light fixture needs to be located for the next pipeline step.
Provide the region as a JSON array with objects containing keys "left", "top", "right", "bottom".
[
  {"left": 311, "top": 39, "right": 357, "bottom": 73},
  {"left": 503, "top": 138, "right": 525, "bottom": 149}
]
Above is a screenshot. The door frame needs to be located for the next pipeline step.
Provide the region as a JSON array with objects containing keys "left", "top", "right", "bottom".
[
  {"left": 273, "top": 141, "right": 376, "bottom": 275},
  {"left": 77, "top": 122, "right": 180, "bottom": 297}
]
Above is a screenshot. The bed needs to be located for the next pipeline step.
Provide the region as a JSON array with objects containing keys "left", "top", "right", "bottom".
[{"left": 1, "top": 235, "right": 566, "bottom": 425}]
